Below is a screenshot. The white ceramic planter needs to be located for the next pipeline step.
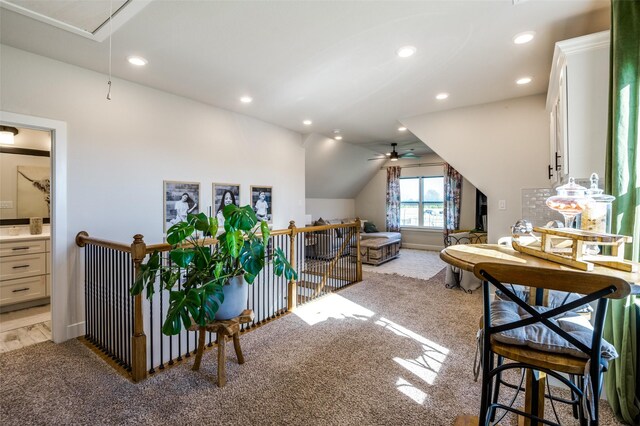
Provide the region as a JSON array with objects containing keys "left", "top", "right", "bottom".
[{"left": 214, "top": 274, "right": 249, "bottom": 320}]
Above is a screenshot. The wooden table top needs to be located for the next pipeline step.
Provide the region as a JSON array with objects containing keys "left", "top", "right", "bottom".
[{"left": 441, "top": 244, "right": 640, "bottom": 289}]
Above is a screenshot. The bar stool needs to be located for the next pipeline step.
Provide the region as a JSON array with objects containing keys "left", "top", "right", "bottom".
[{"left": 473, "top": 262, "right": 631, "bottom": 425}]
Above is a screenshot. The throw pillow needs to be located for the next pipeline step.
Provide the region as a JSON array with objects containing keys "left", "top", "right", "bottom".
[
  {"left": 364, "top": 222, "right": 378, "bottom": 233},
  {"left": 314, "top": 217, "right": 329, "bottom": 234}
]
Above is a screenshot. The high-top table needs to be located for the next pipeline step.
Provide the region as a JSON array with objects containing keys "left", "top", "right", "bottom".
[{"left": 441, "top": 244, "right": 639, "bottom": 426}]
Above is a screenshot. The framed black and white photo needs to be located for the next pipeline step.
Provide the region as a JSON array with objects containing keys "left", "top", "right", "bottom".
[
  {"left": 164, "top": 181, "right": 200, "bottom": 232},
  {"left": 250, "top": 186, "right": 272, "bottom": 223},
  {"left": 213, "top": 183, "right": 240, "bottom": 227}
]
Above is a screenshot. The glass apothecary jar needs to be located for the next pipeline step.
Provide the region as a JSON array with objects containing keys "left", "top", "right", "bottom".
[
  {"left": 581, "top": 173, "right": 615, "bottom": 233},
  {"left": 545, "top": 177, "right": 589, "bottom": 228}
]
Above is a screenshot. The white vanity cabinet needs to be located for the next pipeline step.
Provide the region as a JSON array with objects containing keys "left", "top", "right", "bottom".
[
  {"left": 0, "top": 236, "right": 50, "bottom": 309},
  {"left": 546, "top": 31, "right": 610, "bottom": 185}
]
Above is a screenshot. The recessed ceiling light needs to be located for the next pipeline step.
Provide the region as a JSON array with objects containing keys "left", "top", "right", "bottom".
[
  {"left": 398, "top": 127, "right": 407, "bottom": 132},
  {"left": 334, "top": 136, "right": 343, "bottom": 140},
  {"left": 513, "top": 31, "right": 535, "bottom": 45},
  {"left": 127, "top": 56, "right": 148, "bottom": 66},
  {"left": 303, "top": 120, "right": 312, "bottom": 126},
  {"left": 516, "top": 77, "right": 532, "bottom": 85},
  {"left": 240, "top": 96, "right": 253, "bottom": 103},
  {"left": 396, "top": 46, "right": 416, "bottom": 58},
  {"left": 435, "top": 93, "right": 449, "bottom": 100}
]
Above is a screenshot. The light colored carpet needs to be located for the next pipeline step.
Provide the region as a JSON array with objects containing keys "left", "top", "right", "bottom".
[
  {"left": 362, "top": 248, "right": 446, "bottom": 281},
  {"left": 0, "top": 272, "right": 621, "bottom": 425}
]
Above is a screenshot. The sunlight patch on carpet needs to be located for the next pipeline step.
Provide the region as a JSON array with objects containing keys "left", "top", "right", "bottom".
[
  {"left": 293, "top": 293, "right": 375, "bottom": 326},
  {"left": 376, "top": 317, "right": 449, "bottom": 385},
  {"left": 396, "top": 377, "right": 428, "bottom": 404}
]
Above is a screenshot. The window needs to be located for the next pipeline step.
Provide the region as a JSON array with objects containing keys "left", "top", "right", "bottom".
[{"left": 400, "top": 176, "right": 444, "bottom": 228}]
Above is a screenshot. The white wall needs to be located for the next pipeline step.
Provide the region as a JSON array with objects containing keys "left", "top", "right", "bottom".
[
  {"left": 0, "top": 45, "right": 306, "bottom": 339},
  {"left": 402, "top": 95, "right": 549, "bottom": 242},
  {"left": 304, "top": 133, "right": 380, "bottom": 198},
  {"left": 306, "top": 198, "right": 355, "bottom": 222},
  {"left": 354, "top": 154, "right": 477, "bottom": 251}
]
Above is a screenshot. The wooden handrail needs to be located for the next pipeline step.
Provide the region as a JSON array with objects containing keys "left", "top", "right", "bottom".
[
  {"left": 75, "top": 231, "right": 132, "bottom": 253},
  {"left": 303, "top": 221, "right": 358, "bottom": 233},
  {"left": 145, "top": 237, "right": 220, "bottom": 254},
  {"left": 75, "top": 222, "right": 360, "bottom": 253}
]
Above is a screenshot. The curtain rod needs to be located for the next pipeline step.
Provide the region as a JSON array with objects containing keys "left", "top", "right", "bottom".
[{"left": 381, "top": 162, "right": 444, "bottom": 170}]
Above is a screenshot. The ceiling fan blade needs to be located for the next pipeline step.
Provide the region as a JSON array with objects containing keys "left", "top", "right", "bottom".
[
  {"left": 399, "top": 153, "right": 419, "bottom": 158},
  {"left": 368, "top": 156, "right": 386, "bottom": 161}
]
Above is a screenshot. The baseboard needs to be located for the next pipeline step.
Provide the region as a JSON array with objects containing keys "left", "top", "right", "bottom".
[
  {"left": 66, "top": 321, "right": 85, "bottom": 340},
  {"left": 401, "top": 243, "right": 443, "bottom": 251}
]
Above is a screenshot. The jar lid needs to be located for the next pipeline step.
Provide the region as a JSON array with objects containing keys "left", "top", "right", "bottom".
[
  {"left": 586, "top": 173, "right": 615, "bottom": 202},
  {"left": 556, "top": 177, "right": 587, "bottom": 197}
]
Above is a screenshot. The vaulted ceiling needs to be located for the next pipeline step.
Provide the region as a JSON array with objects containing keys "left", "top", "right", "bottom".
[{"left": 0, "top": 0, "right": 609, "bottom": 157}]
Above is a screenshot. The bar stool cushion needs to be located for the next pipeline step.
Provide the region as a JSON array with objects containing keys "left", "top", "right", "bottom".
[
  {"left": 490, "top": 300, "right": 618, "bottom": 360},
  {"left": 495, "top": 285, "right": 594, "bottom": 313}
]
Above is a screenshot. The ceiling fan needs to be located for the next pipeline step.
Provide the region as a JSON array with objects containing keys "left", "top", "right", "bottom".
[{"left": 368, "top": 143, "right": 419, "bottom": 161}]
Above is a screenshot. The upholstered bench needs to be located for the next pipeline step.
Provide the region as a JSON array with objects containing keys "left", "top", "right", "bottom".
[{"left": 354, "top": 237, "right": 400, "bottom": 265}]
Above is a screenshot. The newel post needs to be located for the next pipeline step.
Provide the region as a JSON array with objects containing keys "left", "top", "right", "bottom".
[
  {"left": 355, "top": 218, "right": 363, "bottom": 282},
  {"left": 130, "top": 234, "right": 148, "bottom": 382},
  {"left": 287, "top": 221, "right": 298, "bottom": 311}
]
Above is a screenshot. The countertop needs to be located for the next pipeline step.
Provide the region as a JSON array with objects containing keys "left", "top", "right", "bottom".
[{"left": 0, "top": 232, "right": 50, "bottom": 243}]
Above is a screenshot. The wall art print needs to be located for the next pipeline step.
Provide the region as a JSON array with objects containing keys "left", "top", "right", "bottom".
[
  {"left": 17, "top": 165, "right": 50, "bottom": 218},
  {"left": 213, "top": 183, "right": 241, "bottom": 229},
  {"left": 164, "top": 180, "right": 200, "bottom": 232},
  {"left": 250, "top": 186, "right": 272, "bottom": 223}
]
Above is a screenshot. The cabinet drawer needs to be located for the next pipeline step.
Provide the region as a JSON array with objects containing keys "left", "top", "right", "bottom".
[
  {"left": 0, "top": 239, "right": 46, "bottom": 257},
  {"left": 0, "top": 275, "right": 46, "bottom": 306},
  {"left": 0, "top": 253, "right": 46, "bottom": 281}
]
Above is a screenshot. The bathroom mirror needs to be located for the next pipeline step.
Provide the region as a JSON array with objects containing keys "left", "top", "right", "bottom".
[{"left": 0, "top": 127, "right": 51, "bottom": 226}]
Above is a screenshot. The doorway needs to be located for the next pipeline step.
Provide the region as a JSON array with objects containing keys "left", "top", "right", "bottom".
[
  {"left": 0, "top": 111, "right": 69, "bottom": 345},
  {"left": 0, "top": 126, "right": 53, "bottom": 351}
]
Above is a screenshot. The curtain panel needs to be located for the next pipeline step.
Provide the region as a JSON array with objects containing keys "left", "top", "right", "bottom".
[
  {"left": 443, "top": 163, "right": 462, "bottom": 237},
  {"left": 385, "top": 166, "right": 402, "bottom": 232},
  {"left": 604, "top": 1, "right": 640, "bottom": 424}
]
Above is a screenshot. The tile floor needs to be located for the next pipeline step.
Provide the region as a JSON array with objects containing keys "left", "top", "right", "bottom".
[{"left": 0, "top": 304, "right": 51, "bottom": 353}]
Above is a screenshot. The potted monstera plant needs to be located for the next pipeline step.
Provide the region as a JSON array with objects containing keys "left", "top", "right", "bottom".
[{"left": 130, "top": 204, "right": 297, "bottom": 335}]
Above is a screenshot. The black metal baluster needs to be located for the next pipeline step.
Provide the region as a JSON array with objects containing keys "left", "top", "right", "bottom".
[
  {"left": 87, "top": 245, "right": 93, "bottom": 343},
  {"left": 177, "top": 272, "right": 182, "bottom": 362},
  {"left": 167, "top": 257, "right": 175, "bottom": 365},
  {"left": 110, "top": 249, "right": 116, "bottom": 360},
  {"left": 159, "top": 259, "right": 165, "bottom": 370},
  {"left": 109, "top": 248, "right": 114, "bottom": 357},
  {"left": 185, "top": 265, "right": 191, "bottom": 358},
  {"left": 90, "top": 245, "right": 94, "bottom": 342},
  {"left": 100, "top": 247, "right": 106, "bottom": 353},
  {"left": 122, "top": 251, "right": 127, "bottom": 365},
  {"left": 127, "top": 253, "right": 133, "bottom": 370},
  {"left": 105, "top": 248, "right": 109, "bottom": 355},
  {"left": 116, "top": 251, "right": 121, "bottom": 365},
  {"left": 268, "top": 239, "right": 273, "bottom": 319}
]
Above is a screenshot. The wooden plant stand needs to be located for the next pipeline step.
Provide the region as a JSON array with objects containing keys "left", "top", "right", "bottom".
[
  {"left": 190, "top": 309, "right": 254, "bottom": 387},
  {"left": 512, "top": 227, "right": 637, "bottom": 272}
]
